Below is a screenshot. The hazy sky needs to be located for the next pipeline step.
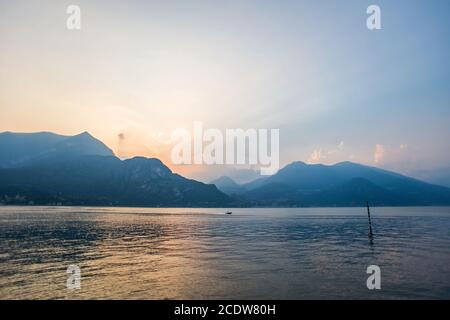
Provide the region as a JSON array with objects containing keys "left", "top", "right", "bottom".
[{"left": 0, "top": 0, "right": 449, "bottom": 180}]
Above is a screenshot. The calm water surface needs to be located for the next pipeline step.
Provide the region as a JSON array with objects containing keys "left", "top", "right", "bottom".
[{"left": 0, "top": 206, "right": 450, "bottom": 299}]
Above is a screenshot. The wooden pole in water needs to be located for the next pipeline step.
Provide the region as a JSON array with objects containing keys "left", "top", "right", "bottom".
[{"left": 366, "top": 200, "right": 373, "bottom": 237}]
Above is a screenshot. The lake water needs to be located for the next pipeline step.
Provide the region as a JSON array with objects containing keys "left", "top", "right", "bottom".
[{"left": 0, "top": 206, "right": 449, "bottom": 299}]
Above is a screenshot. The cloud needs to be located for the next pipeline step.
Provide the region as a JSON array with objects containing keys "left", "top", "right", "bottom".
[
  {"left": 307, "top": 141, "right": 345, "bottom": 164},
  {"left": 374, "top": 144, "right": 385, "bottom": 164},
  {"left": 308, "top": 149, "right": 324, "bottom": 163},
  {"left": 373, "top": 143, "right": 417, "bottom": 173}
]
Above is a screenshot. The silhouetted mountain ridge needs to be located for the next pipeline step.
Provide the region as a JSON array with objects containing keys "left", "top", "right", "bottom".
[
  {"left": 1, "top": 131, "right": 449, "bottom": 207},
  {"left": 0, "top": 132, "right": 228, "bottom": 206},
  {"left": 215, "top": 161, "right": 450, "bottom": 206}
]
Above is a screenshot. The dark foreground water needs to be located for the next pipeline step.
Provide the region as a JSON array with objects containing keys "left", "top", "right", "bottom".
[{"left": 0, "top": 206, "right": 449, "bottom": 299}]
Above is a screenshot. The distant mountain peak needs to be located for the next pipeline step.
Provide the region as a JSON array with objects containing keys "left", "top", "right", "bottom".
[
  {"left": 54, "top": 132, "right": 114, "bottom": 157},
  {"left": 334, "top": 161, "right": 356, "bottom": 166},
  {"left": 280, "top": 161, "right": 307, "bottom": 171},
  {"left": 289, "top": 161, "right": 307, "bottom": 166},
  {"left": 210, "top": 175, "right": 245, "bottom": 195},
  {"left": 67, "top": 131, "right": 98, "bottom": 142},
  {"left": 211, "top": 176, "right": 238, "bottom": 185},
  {"left": 75, "top": 131, "right": 93, "bottom": 137}
]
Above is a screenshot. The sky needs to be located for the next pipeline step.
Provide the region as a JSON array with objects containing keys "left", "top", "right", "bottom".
[{"left": 0, "top": 0, "right": 449, "bottom": 182}]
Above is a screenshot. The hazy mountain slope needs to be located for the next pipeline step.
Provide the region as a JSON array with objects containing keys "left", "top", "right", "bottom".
[
  {"left": 210, "top": 176, "right": 246, "bottom": 195},
  {"left": 0, "top": 131, "right": 114, "bottom": 168},
  {"left": 410, "top": 167, "right": 450, "bottom": 188}
]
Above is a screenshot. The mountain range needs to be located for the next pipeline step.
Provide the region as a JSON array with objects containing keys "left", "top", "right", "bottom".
[
  {"left": 1, "top": 131, "right": 450, "bottom": 207},
  {"left": 0, "top": 131, "right": 114, "bottom": 168},
  {"left": 213, "top": 162, "right": 450, "bottom": 206},
  {"left": 0, "top": 132, "right": 228, "bottom": 206}
]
